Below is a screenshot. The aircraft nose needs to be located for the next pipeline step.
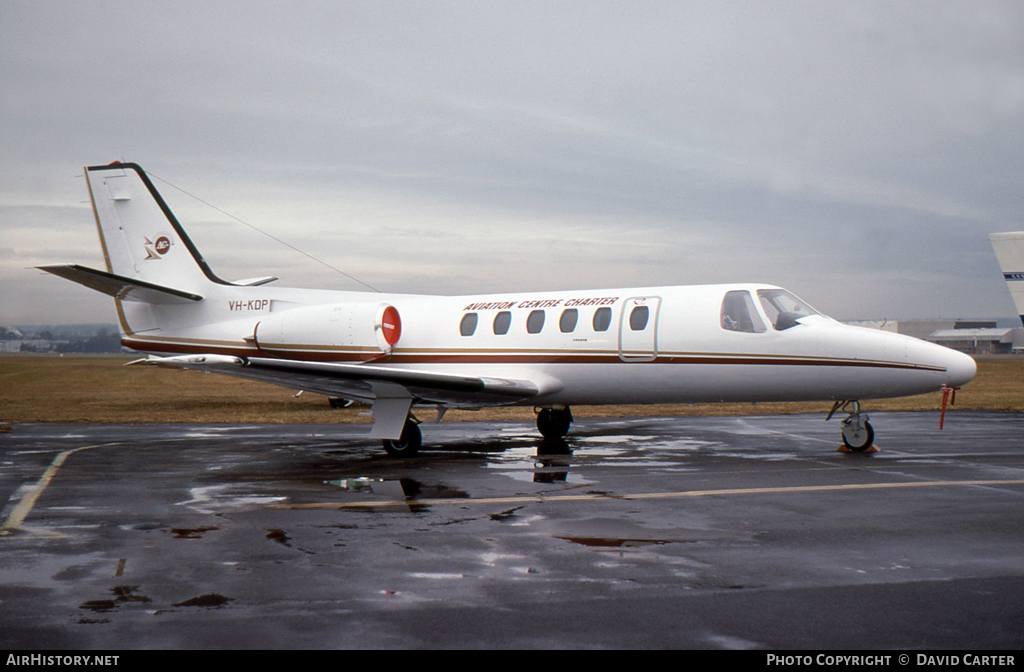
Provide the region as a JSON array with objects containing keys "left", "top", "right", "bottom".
[{"left": 943, "top": 349, "right": 977, "bottom": 388}]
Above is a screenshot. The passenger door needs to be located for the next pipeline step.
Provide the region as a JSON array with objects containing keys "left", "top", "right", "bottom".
[{"left": 618, "top": 296, "right": 661, "bottom": 362}]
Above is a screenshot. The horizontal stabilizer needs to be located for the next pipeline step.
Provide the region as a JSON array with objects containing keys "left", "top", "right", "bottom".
[{"left": 38, "top": 264, "right": 203, "bottom": 304}]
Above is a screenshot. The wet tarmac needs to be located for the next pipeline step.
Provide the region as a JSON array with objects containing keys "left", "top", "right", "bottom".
[{"left": 2, "top": 411, "right": 1024, "bottom": 650}]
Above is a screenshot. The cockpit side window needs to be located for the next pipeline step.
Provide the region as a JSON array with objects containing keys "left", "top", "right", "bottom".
[
  {"left": 757, "top": 289, "right": 818, "bottom": 331},
  {"left": 720, "top": 290, "right": 766, "bottom": 333}
]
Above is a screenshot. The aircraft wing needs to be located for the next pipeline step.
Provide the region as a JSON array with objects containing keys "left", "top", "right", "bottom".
[{"left": 130, "top": 355, "right": 552, "bottom": 438}]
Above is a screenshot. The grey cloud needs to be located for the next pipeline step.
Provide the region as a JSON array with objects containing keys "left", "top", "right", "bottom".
[{"left": 1, "top": 2, "right": 1023, "bottom": 323}]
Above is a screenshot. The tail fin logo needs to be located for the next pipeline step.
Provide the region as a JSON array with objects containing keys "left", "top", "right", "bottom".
[{"left": 144, "top": 235, "right": 173, "bottom": 260}]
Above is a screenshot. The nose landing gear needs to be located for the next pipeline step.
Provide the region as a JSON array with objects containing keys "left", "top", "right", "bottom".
[{"left": 827, "top": 400, "right": 876, "bottom": 452}]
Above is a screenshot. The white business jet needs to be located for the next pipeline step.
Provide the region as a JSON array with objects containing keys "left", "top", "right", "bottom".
[{"left": 39, "top": 162, "right": 976, "bottom": 456}]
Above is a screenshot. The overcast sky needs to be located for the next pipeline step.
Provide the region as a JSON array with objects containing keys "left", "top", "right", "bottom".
[{"left": 2, "top": 1, "right": 1023, "bottom": 324}]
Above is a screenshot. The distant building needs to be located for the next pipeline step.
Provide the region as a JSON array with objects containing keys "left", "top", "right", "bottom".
[
  {"left": 898, "top": 320, "right": 959, "bottom": 341},
  {"left": 844, "top": 319, "right": 1024, "bottom": 355},
  {"left": 928, "top": 328, "right": 1021, "bottom": 355}
]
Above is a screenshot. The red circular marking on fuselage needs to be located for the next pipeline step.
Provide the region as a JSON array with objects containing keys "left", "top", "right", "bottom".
[{"left": 381, "top": 306, "right": 401, "bottom": 345}]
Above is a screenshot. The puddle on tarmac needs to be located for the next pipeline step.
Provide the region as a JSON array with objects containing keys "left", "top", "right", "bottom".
[
  {"left": 79, "top": 585, "right": 153, "bottom": 613},
  {"left": 408, "top": 572, "right": 466, "bottom": 580},
  {"left": 169, "top": 526, "right": 218, "bottom": 539},
  {"left": 172, "top": 593, "right": 233, "bottom": 608},
  {"left": 489, "top": 506, "right": 525, "bottom": 522},
  {"left": 174, "top": 485, "right": 287, "bottom": 513},
  {"left": 552, "top": 517, "right": 741, "bottom": 548},
  {"left": 325, "top": 477, "right": 468, "bottom": 504},
  {"left": 78, "top": 600, "right": 117, "bottom": 613},
  {"left": 266, "top": 529, "right": 292, "bottom": 547},
  {"left": 123, "top": 522, "right": 165, "bottom": 532},
  {"left": 713, "top": 450, "right": 800, "bottom": 462}
]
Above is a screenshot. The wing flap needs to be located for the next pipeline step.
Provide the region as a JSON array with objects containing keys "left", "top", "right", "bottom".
[
  {"left": 247, "top": 357, "right": 543, "bottom": 401},
  {"left": 130, "top": 355, "right": 550, "bottom": 407}
]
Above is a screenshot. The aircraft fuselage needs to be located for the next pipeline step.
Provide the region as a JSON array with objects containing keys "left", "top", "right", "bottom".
[{"left": 115, "top": 281, "right": 977, "bottom": 408}]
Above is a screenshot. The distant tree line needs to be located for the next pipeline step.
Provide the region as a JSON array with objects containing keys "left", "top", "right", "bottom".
[
  {"left": 1, "top": 326, "right": 124, "bottom": 353},
  {"left": 56, "top": 328, "right": 123, "bottom": 353}
]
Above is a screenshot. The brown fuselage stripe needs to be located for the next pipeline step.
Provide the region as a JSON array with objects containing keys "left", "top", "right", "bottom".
[{"left": 121, "top": 337, "right": 946, "bottom": 372}]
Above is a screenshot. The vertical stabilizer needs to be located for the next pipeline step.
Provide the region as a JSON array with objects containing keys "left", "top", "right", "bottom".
[
  {"left": 989, "top": 231, "right": 1024, "bottom": 327},
  {"left": 85, "top": 162, "right": 228, "bottom": 295}
]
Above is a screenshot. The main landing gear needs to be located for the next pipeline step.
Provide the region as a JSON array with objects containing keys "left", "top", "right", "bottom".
[
  {"left": 382, "top": 417, "right": 422, "bottom": 458},
  {"left": 381, "top": 406, "right": 572, "bottom": 458},
  {"left": 536, "top": 406, "right": 573, "bottom": 440},
  {"left": 827, "top": 400, "right": 874, "bottom": 452}
]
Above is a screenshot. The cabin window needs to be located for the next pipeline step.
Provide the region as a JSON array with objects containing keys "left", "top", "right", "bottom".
[
  {"left": 493, "top": 311, "right": 511, "bottom": 335},
  {"left": 592, "top": 307, "right": 612, "bottom": 332},
  {"left": 460, "top": 312, "right": 478, "bottom": 336},
  {"left": 720, "top": 290, "right": 766, "bottom": 333},
  {"left": 629, "top": 305, "right": 650, "bottom": 331},
  {"left": 527, "top": 310, "right": 545, "bottom": 334},
  {"left": 757, "top": 289, "right": 818, "bottom": 331},
  {"left": 559, "top": 309, "right": 578, "bottom": 333}
]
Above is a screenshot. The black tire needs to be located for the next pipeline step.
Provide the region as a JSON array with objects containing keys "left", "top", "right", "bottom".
[
  {"left": 537, "top": 407, "right": 573, "bottom": 440},
  {"left": 841, "top": 419, "right": 874, "bottom": 452},
  {"left": 382, "top": 420, "right": 422, "bottom": 457}
]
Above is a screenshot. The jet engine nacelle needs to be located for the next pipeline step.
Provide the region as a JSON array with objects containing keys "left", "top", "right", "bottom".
[{"left": 254, "top": 302, "right": 402, "bottom": 360}]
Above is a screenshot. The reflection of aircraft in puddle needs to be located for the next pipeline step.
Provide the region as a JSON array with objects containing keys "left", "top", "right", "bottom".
[
  {"left": 532, "top": 457, "right": 570, "bottom": 484},
  {"left": 41, "top": 162, "right": 975, "bottom": 457},
  {"left": 326, "top": 477, "right": 468, "bottom": 511}
]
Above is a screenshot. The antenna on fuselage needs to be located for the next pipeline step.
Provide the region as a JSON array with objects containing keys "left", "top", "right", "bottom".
[{"left": 148, "top": 171, "right": 382, "bottom": 293}]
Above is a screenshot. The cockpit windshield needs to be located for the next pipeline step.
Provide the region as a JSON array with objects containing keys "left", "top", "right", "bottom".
[{"left": 757, "top": 289, "right": 819, "bottom": 330}]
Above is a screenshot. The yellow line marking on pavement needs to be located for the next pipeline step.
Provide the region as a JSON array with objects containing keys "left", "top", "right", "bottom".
[
  {"left": 1, "top": 442, "right": 124, "bottom": 537},
  {"left": 270, "top": 478, "right": 1024, "bottom": 510}
]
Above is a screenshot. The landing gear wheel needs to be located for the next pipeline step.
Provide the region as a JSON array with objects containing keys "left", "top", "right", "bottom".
[
  {"left": 382, "top": 419, "right": 422, "bottom": 458},
  {"left": 841, "top": 417, "right": 874, "bottom": 452},
  {"left": 537, "top": 407, "right": 573, "bottom": 440}
]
